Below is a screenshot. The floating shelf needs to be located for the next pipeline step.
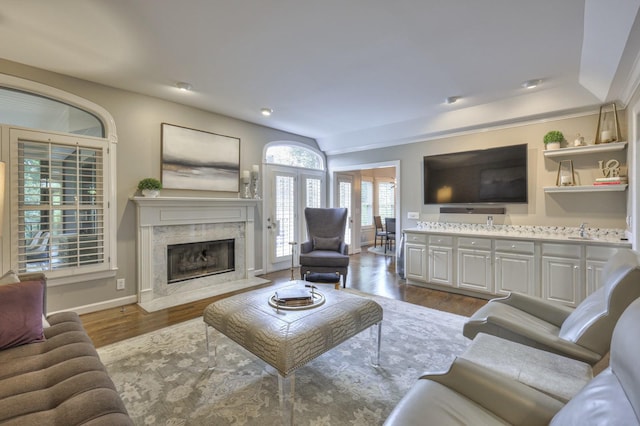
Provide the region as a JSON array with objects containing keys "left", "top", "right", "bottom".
[
  {"left": 544, "top": 184, "right": 628, "bottom": 193},
  {"left": 543, "top": 141, "right": 627, "bottom": 158}
]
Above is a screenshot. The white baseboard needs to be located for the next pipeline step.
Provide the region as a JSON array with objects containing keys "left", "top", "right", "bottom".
[{"left": 48, "top": 295, "right": 138, "bottom": 316}]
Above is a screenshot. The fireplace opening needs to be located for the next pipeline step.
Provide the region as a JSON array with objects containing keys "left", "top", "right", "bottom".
[{"left": 167, "top": 239, "right": 235, "bottom": 284}]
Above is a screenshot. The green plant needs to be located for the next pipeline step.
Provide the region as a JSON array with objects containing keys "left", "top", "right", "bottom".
[
  {"left": 137, "top": 178, "right": 162, "bottom": 191},
  {"left": 543, "top": 130, "right": 564, "bottom": 144}
]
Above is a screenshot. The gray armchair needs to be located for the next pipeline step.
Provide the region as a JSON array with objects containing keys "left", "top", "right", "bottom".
[
  {"left": 385, "top": 297, "right": 640, "bottom": 425},
  {"left": 463, "top": 248, "right": 640, "bottom": 364},
  {"left": 299, "top": 208, "right": 350, "bottom": 287}
]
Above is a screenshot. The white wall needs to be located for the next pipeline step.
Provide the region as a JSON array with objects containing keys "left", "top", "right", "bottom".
[
  {"left": 328, "top": 113, "right": 630, "bottom": 236},
  {"left": 0, "top": 59, "right": 319, "bottom": 313}
]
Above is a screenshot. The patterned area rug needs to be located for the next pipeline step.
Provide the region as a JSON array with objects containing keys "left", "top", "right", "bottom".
[
  {"left": 97, "top": 293, "right": 469, "bottom": 425},
  {"left": 367, "top": 246, "right": 395, "bottom": 257}
]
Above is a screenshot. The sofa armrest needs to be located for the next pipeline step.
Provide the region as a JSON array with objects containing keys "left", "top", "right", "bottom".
[
  {"left": 498, "top": 292, "right": 574, "bottom": 327},
  {"left": 424, "top": 358, "right": 564, "bottom": 425},
  {"left": 339, "top": 242, "right": 349, "bottom": 255}
]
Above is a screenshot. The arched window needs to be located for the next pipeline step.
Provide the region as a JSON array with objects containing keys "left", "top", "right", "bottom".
[
  {"left": 265, "top": 143, "right": 324, "bottom": 170},
  {"left": 1, "top": 74, "right": 117, "bottom": 284}
]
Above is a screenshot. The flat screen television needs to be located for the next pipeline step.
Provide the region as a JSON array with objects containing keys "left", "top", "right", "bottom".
[{"left": 423, "top": 144, "right": 528, "bottom": 205}]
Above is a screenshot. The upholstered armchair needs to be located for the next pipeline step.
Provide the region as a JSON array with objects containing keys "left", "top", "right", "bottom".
[
  {"left": 299, "top": 208, "right": 350, "bottom": 287},
  {"left": 463, "top": 248, "right": 640, "bottom": 365},
  {"left": 385, "top": 297, "right": 640, "bottom": 425}
]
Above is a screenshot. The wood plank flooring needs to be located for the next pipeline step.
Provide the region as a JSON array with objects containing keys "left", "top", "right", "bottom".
[{"left": 81, "top": 247, "right": 488, "bottom": 348}]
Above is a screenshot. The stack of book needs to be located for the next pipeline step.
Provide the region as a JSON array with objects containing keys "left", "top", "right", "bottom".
[
  {"left": 593, "top": 176, "right": 628, "bottom": 186},
  {"left": 274, "top": 288, "right": 313, "bottom": 307}
]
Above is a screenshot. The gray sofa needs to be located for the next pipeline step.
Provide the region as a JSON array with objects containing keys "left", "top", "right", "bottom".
[
  {"left": 384, "top": 297, "right": 640, "bottom": 425},
  {"left": 0, "top": 273, "right": 132, "bottom": 425}
]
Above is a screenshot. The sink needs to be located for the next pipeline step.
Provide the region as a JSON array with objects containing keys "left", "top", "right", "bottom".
[{"left": 568, "top": 236, "right": 594, "bottom": 240}]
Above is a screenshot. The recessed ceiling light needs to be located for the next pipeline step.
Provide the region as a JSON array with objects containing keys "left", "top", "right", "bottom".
[
  {"left": 445, "top": 96, "right": 461, "bottom": 104},
  {"left": 176, "top": 82, "right": 192, "bottom": 91},
  {"left": 521, "top": 79, "right": 542, "bottom": 89},
  {"left": 261, "top": 108, "right": 273, "bottom": 117}
]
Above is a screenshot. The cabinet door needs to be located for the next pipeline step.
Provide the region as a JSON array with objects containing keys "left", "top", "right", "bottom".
[
  {"left": 405, "top": 243, "right": 427, "bottom": 282},
  {"left": 586, "top": 259, "right": 607, "bottom": 296},
  {"left": 458, "top": 249, "right": 493, "bottom": 293},
  {"left": 429, "top": 246, "right": 453, "bottom": 286},
  {"left": 542, "top": 256, "right": 582, "bottom": 307},
  {"left": 495, "top": 252, "right": 535, "bottom": 296}
]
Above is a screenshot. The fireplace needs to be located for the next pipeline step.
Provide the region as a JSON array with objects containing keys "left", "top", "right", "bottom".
[
  {"left": 167, "top": 239, "right": 235, "bottom": 283},
  {"left": 132, "top": 197, "right": 267, "bottom": 312}
]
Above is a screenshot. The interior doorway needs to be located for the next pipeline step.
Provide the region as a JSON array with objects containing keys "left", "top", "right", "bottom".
[{"left": 330, "top": 161, "right": 401, "bottom": 254}]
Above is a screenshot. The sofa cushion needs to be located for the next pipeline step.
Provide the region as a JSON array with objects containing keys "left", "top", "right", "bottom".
[
  {"left": 299, "top": 250, "right": 349, "bottom": 267},
  {"left": 0, "top": 280, "right": 45, "bottom": 350},
  {"left": 0, "top": 270, "right": 20, "bottom": 285}
]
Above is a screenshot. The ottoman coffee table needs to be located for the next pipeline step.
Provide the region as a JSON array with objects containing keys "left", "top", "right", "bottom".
[{"left": 203, "top": 282, "right": 383, "bottom": 425}]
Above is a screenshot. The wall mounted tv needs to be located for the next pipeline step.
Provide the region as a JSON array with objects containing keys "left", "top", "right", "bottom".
[{"left": 423, "top": 144, "right": 528, "bottom": 205}]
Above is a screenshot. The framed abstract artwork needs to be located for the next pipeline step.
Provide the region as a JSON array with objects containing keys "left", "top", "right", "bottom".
[{"left": 161, "top": 123, "right": 240, "bottom": 192}]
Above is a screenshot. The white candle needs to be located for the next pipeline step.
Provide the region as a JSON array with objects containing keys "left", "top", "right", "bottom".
[
  {"left": 601, "top": 130, "right": 612, "bottom": 142},
  {"left": 242, "top": 170, "right": 250, "bottom": 182},
  {"left": 252, "top": 164, "right": 259, "bottom": 172},
  {"left": 560, "top": 175, "right": 571, "bottom": 185}
]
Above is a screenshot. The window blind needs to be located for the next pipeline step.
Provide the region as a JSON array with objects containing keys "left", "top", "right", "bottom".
[{"left": 17, "top": 140, "right": 105, "bottom": 273}]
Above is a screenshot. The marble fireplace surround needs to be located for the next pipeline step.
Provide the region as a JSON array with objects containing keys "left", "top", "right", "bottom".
[{"left": 131, "top": 197, "right": 267, "bottom": 312}]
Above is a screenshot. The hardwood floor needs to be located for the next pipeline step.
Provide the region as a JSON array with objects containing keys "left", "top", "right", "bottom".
[{"left": 80, "top": 247, "right": 487, "bottom": 348}]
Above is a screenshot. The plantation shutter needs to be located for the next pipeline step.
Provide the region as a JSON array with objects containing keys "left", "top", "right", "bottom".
[{"left": 17, "top": 138, "right": 105, "bottom": 273}]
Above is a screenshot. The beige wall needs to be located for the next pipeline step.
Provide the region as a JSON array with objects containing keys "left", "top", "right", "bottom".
[
  {"left": 328, "top": 112, "right": 630, "bottom": 234},
  {"left": 0, "top": 59, "right": 318, "bottom": 313}
]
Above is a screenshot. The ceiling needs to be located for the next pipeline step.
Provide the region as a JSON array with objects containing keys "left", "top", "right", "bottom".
[{"left": 1, "top": 0, "right": 639, "bottom": 154}]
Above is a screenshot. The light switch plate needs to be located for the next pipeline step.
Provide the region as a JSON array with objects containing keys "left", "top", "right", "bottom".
[{"left": 407, "top": 211, "right": 419, "bottom": 219}]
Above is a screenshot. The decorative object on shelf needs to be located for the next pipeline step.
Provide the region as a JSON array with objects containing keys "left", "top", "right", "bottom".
[
  {"left": 595, "top": 159, "right": 627, "bottom": 186},
  {"left": 594, "top": 103, "right": 622, "bottom": 144},
  {"left": 556, "top": 160, "right": 576, "bottom": 186},
  {"left": 573, "top": 134, "right": 584, "bottom": 147},
  {"left": 241, "top": 170, "right": 251, "bottom": 198},
  {"left": 250, "top": 164, "right": 260, "bottom": 199},
  {"left": 543, "top": 130, "right": 564, "bottom": 150},
  {"left": 161, "top": 123, "right": 240, "bottom": 192},
  {"left": 137, "top": 177, "right": 162, "bottom": 197}
]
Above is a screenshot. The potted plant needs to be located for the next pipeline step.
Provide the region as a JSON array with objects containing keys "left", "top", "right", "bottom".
[
  {"left": 543, "top": 130, "right": 564, "bottom": 150},
  {"left": 137, "top": 178, "right": 162, "bottom": 197}
]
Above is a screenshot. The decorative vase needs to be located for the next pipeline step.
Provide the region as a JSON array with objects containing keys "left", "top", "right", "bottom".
[
  {"left": 546, "top": 142, "right": 561, "bottom": 150},
  {"left": 142, "top": 189, "right": 160, "bottom": 198}
]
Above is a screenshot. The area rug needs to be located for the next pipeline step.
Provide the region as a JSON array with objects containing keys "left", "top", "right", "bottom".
[
  {"left": 367, "top": 246, "right": 395, "bottom": 257},
  {"left": 97, "top": 294, "right": 469, "bottom": 426}
]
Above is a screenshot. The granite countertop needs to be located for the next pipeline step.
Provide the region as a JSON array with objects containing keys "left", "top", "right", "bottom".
[{"left": 404, "top": 222, "right": 631, "bottom": 246}]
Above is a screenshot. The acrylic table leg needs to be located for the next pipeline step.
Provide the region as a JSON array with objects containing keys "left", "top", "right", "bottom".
[
  {"left": 204, "top": 324, "right": 217, "bottom": 370},
  {"left": 370, "top": 322, "right": 382, "bottom": 367},
  {"left": 278, "top": 373, "right": 295, "bottom": 425}
]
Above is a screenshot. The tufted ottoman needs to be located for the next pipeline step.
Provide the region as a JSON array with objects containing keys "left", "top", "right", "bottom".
[{"left": 203, "top": 282, "right": 383, "bottom": 425}]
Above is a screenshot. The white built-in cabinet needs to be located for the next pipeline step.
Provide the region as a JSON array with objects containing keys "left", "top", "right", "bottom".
[
  {"left": 457, "top": 237, "right": 493, "bottom": 293},
  {"left": 428, "top": 235, "right": 454, "bottom": 286},
  {"left": 494, "top": 240, "right": 535, "bottom": 296},
  {"left": 404, "top": 230, "right": 625, "bottom": 306}
]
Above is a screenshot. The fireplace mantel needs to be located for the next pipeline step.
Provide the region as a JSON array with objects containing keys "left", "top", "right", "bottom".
[{"left": 131, "top": 196, "right": 265, "bottom": 311}]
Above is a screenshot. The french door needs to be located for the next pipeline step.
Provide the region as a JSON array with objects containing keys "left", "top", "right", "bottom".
[
  {"left": 265, "top": 165, "right": 325, "bottom": 273},
  {"left": 336, "top": 173, "right": 355, "bottom": 254}
]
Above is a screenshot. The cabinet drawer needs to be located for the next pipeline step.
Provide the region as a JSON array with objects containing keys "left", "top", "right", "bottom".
[
  {"left": 495, "top": 239, "right": 534, "bottom": 254},
  {"left": 586, "top": 245, "right": 620, "bottom": 261},
  {"left": 405, "top": 233, "right": 427, "bottom": 244},
  {"left": 429, "top": 235, "right": 453, "bottom": 246},
  {"left": 542, "top": 243, "right": 581, "bottom": 258},
  {"left": 458, "top": 237, "right": 492, "bottom": 250}
]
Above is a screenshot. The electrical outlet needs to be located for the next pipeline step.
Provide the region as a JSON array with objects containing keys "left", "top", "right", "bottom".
[
  {"left": 116, "top": 278, "right": 125, "bottom": 291},
  {"left": 407, "top": 211, "right": 419, "bottom": 219}
]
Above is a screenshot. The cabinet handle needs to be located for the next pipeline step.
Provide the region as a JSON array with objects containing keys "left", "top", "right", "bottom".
[
  {"left": 471, "top": 241, "right": 476, "bottom": 245},
  {"left": 511, "top": 245, "right": 516, "bottom": 249}
]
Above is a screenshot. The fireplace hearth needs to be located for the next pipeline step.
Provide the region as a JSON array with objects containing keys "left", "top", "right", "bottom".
[{"left": 167, "top": 239, "right": 235, "bottom": 283}]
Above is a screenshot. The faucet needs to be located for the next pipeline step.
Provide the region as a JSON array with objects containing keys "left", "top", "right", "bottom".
[{"left": 579, "top": 222, "right": 588, "bottom": 238}]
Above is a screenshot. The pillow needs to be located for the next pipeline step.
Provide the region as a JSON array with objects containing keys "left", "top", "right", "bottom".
[
  {"left": 0, "top": 270, "right": 20, "bottom": 285},
  {"left": 0, "top": 271, "right": 50, "bottom": 329},
  {"left": 0, "top": 280, "right": 46, "bottom": 350},
  {"left": 313, "top": 236, "right": 341, "bottom": 251}
]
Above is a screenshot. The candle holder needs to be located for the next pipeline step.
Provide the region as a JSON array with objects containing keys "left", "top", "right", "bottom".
[
  {"left": 594, "top": 103, "right": 621, "bottom": 144},
  {"left": 556, "top": 160, "right": 576, "bottom": 186},
  {"left": 242, "top": 181, "right": 251, "bottom": 198},
  {"left": 251, "top": 171, "right": 260, "bottom": 199}
]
